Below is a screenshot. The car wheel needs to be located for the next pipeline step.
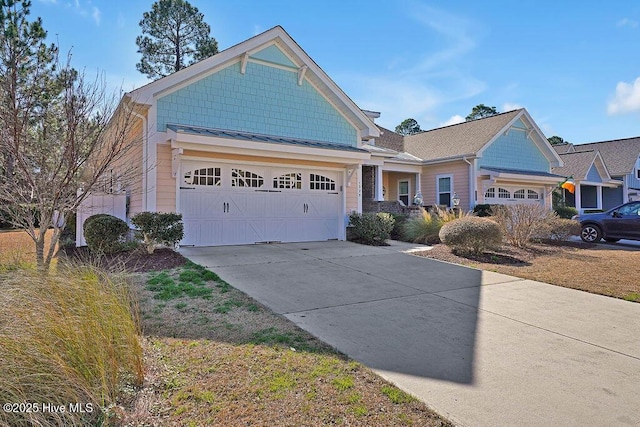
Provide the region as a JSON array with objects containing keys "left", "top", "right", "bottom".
[
  {"left": 580, "top": 224, "right": 601, "bottom": 242},
  {"left": 604, "top": 238, "right": 620, "bottom": 243}
]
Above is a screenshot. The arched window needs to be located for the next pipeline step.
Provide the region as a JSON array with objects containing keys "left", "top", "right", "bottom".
[
  {"left": 498, "top": 188, "right": 510, "bottom": 199},
  {"left": 528, "top": 190, "right": 539, "bottom": 199},
  {"left": 310, "top": 174, "right": 335, "bottom": 191},
  {"left": 485, "top": 187, "right": 495, "bottom": 198},
  {"left": 184, "top": 167, "right": 221, "bottom": 186},
  {"left": 273, "top": 172, "right": 302, "bottom": 189},
  {"left": 514, "top": 189, "right": 526, "bottom": 199},
  {"left": 231, "top": 169, "right": 264, "bottom": 188}
]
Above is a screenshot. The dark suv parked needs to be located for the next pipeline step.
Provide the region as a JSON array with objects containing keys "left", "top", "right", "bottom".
[{"left": 573, "top": 201, "right": 640, "bottom": 243}]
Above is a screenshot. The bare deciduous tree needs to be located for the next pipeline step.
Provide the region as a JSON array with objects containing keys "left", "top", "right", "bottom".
[{"left": 0, "top": 0, "right": 141, "bottom": 271}]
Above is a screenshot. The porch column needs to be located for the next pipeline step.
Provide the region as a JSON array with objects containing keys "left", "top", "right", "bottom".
[
  {"left": 415, "top": 172, "right": 421, "bottom": 193},
  {"left": 575, "top": 184, "right": 582, "bottom": 213},
  {"left": 596, "top": 185, "right": 603, "bottom": 210},
  {"left": 375, "top": 166, "right": 384, "bottom": 201}
]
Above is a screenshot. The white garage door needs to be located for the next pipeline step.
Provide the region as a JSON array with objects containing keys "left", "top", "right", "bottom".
[
  {"left": 483, "top": 186, "right": 544, "bottom": 205},
  {"left": 179, "top": 162, "right": 342, "bottom": 246}
]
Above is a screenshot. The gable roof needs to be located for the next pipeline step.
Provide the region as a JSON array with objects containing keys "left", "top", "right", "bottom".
[
  {"left": 552, "top": 143, "right": 575, "bottom": 154},
  {"left": 401, "top": 109, "right": 562, "bottom": 168},
  {"left": 552, "top": 151, "right": 612, "bottom": 181},
  {"left": 570, "top": 136, "right": 640, "bottom": 176},
  {"left": 375, "top": 125, "right": 404, "bottom": 152},
  {"left": 126, "top": 26, "right": 379, "bottom": 140}
]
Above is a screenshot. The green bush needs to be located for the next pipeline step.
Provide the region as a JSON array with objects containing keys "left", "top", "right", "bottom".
[
  {"left": 473, "top": 204, "right": 494, "bottom": 217},
  {"left": 83, "top": 214, "right": 129, "bottom": 254},
  {"left": 348, "top": 212, "right": 395, "bottom": 246},
  {"left": 131, "top": 212, "right": 184, "bottom": 253},
  {"left": 439, "top": 217, "right": 503, "bottom": 254},
  {"left": 554, "top": 206, "right": 578, "bottom": 219},
  {"left": 402, "top": 209, "right": 442, "bottom": 244},
  {"left": 390, "top": 213, "right": 408, "bottom": 240},
  {"left": 0, "top": 267, "right": 143, "bottom": 426}
]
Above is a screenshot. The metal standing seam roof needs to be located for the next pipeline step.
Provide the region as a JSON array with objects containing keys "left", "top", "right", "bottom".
[
  {"left": 480, "top": 167, "right": 566, "bottom": 179},
  {"left": 402, "top": 110, "right": 523, "bottom": 161},
  {"left": 166, "top": 124, "right": 369, "bottom": 153}
]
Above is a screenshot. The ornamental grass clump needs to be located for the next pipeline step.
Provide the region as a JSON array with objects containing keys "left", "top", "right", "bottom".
[
  {"left": 439, "top": 216, "right": 503, "bottom": 254},
  {"left": 0, "top": 266, "right": 143, "bottom": 427},
  {"left": 402, "top": 207, "right": 471, "bottom": 244}
]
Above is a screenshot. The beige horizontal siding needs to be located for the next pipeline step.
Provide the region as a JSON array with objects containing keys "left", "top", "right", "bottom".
[
  {"left": 156, "top": 143, "right": 177, "bottom": 213},
  {"left": 420, "top": 161, "right": 470, "bottom": 210}
]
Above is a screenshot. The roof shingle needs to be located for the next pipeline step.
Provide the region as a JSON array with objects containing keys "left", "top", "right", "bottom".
[
  {"left": 570, "top": 137, "right": 640, "bottom": 176},
  {"left": 402, "top": 110, "right": 522, "bottom": 161}
]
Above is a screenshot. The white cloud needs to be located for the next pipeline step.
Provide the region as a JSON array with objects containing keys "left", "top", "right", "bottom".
[
  {"left": 607, "top": 76, "right": 640, "bottom": 115},
  {"left": 439, "top": 115, "right": 465, "bottom": 127},
  {"left": 502, "top": 102, "right": 522, "bottom": 112},
  {"left": 616, "top": 18, "right": 639, "bottom": 28},
  {"left": 92, "top": 6, "right": 101, "bottom": 25}
]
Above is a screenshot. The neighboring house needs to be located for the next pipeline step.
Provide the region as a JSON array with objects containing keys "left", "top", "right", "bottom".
[
  {"left": 109, "top": 26, "right": 379, "bottom": 247},
  {"left": 368, "top": 109, "right": 566, "bottom": 211},
  {"left": 551, "top": 150, "right": 622, "bottom": 212},
  {"left": 553, "top": 137, "right": 640, "bottom": 209}
]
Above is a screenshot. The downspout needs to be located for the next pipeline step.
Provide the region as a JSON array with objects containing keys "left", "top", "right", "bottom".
[
  {"left": 125, "top": 101, "right": 148, "bottom": 211},
  {"left": 463, "top": 156, "right": 475, "bottom": 209}
]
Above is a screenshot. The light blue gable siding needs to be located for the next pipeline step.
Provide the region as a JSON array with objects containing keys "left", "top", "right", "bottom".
[
  {"left": 156, "top": 61, "right": 357, "bottom": 146},
  {"left": 586, "top": 164, "right": 602, "bottom": 182},
  {"left": 478, "top": 128, "right": 550, "bottom": 172},
  {"left": 250, "top": 45, "right": 296, "bottom": 67}
]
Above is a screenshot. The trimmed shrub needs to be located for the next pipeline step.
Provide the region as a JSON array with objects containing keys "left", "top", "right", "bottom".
[
  {"left": 348, "top": 212, "right": 395, "bottom": 246},
  {"left": 554, "top": 206, "right": 578, "bottom": 219},
  {"left": 402, "top": 209, "right": 442, "bottom": 244},
  {"left": 439, "top": 217, "right": 503, "bottom": 254},
  {"left": 541, "top": 217, "right": 581, "bottom": 242},
  {"left": 131, "top": 212, "right": 184, "bottom": 254},
  {"left": 83, "top": 214, "right": 129, "bottom": 254},
  {"left": 490, "top": 204, "right": 556, "bottom": 247}
]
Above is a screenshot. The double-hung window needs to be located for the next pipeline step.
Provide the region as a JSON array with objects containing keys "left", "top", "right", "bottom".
[{"left": 436, "top": 175, "right": 453, "bottom": 207}]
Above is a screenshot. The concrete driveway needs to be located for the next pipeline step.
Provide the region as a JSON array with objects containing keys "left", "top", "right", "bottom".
[{"left": 180, "top": 241, "right": 640, "bottom": 427}]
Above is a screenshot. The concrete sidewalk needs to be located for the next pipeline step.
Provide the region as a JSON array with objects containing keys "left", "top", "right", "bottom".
[{"left": 180, "top": 241, "right": 640, "bottom": 427}]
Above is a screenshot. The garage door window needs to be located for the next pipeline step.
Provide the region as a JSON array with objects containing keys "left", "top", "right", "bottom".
[
  {"left": 485, "top": 187, "right": 495, "bottom": 198},
  {"left": 274, "top": 172, "right": 302, "bottom": 189},
  {"left": 184, "top": 167, "right": 221, "bottom": 186},
  {"left": 498, "top": 188, "right": 510, "bottom": 199},
  {"left": 514, "top": 189, "right": 525, "bottom": 199},
  {"left": 231, "top": 169, "right": 264, "bottom": 188},
  {"left": 310, "top": 174, "right": 335, "bottom": 191},
  {"left": 528, "top": 190, "right": 539, "bottom": 199}
]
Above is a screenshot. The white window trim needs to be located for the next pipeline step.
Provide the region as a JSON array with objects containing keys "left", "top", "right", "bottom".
[
  {"left": 398, "top": 180, "right": 410, "bottom": 206},
  {"left": 436, "top": 174, "right": 453, "bottom": 207}
]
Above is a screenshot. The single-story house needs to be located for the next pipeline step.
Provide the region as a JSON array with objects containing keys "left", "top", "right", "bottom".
[
  {"left": 366, "top": 109, "right": 566, "bottom": 212},
  {"left": 85, "top": 26, "right": 592, "bottom": 247},
  {"left": 553, "top": 137, "right": 640, "bottom": 210}
]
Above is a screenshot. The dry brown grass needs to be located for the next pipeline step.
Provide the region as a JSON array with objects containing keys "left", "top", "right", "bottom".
[
  {"left": 0, "top": 229, "right": 55, "bottom": 268},
  {"left": 418, "top": 242, "right": 640, "bottom": 301}
]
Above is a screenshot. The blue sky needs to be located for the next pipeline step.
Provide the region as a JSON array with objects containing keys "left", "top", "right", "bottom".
[{"left": 32, "top": 0, "right": 640, "bottom": 144}]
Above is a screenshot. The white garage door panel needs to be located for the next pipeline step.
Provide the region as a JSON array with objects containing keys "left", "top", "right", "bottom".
[{"left": 179, "top": 162, "right": 342, "bottom": 246}]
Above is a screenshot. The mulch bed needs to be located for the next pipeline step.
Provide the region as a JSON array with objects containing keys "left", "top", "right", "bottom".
[
  {"left": 59, "top": 247, "right": 188, "bottom": 272},
  {"left": 419, "top": 240, "right": 595, "bottom": 266}
]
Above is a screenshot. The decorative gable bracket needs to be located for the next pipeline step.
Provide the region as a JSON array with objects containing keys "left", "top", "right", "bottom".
[
  {"left": 297, "top": 65, "right": 308, "bottom": 86},
  {"left": 240, "top": 52, "right": 250, "bottom": 74},
  {"left": 171, "top": 147, "right": 184, "bottom": 178},
  {"left": 346, "top": 164, "right": 359, "bottom": 187}
]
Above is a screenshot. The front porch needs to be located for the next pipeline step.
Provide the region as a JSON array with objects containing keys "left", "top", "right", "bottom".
[
  {"left": 362, "top": 162, "right": 423, "bottom": 213},
  {"left": 562, "top": 181, "right": 623, "bottom": 213}
]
